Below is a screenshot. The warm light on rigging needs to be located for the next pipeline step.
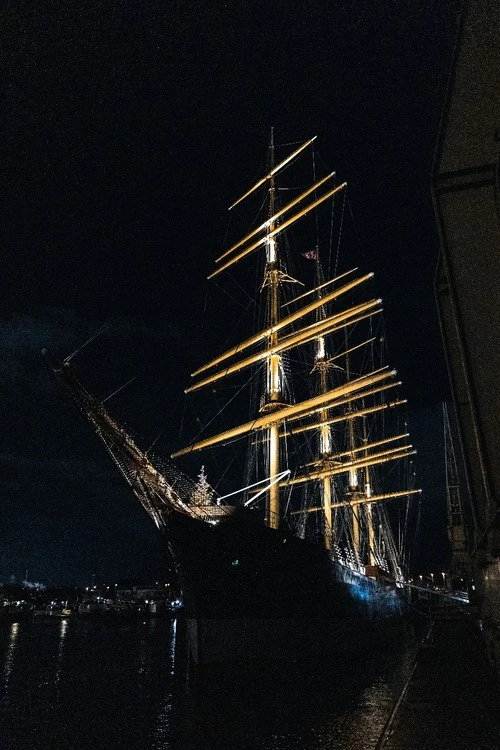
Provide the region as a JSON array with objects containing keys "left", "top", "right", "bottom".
[
  {"left": 267, "top": 237, "right": 277, "bottom": 264},
  {"left": 208, "top": 182, "right": 347, "bottom": 280},
  {"left": 191, "top": 273, "right": 374, "bottom": 378},
  {"left": 186, "top": 299, "right": 382, "bottom": 392}
]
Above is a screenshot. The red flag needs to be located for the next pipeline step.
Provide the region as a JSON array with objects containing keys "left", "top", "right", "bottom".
[{"left": 302, "top": 250, "right": 317, "bottom": 260}]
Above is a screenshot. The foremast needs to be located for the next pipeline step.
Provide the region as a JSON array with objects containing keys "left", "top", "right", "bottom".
[{"left": 262, "top": 130, "right": 283, "bottom": 529}]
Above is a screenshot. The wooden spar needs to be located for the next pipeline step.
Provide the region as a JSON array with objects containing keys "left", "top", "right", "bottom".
[
  {"left": 186, "top": 299, "right": 381, "bottom": 393},
  {"left": 333, "top": 487, "right": 421, "bottom": 507},
  {"left": 281, "top": 445, "right": 416, "bottom": 487},
  {"left": 326, "top": 432, "right": 410, "bottom": 462},
  {"left": 301, "top": 433, "right": 409, "bottom": 468},
  {"left": 283, "top": 399, "right": 407, "bottom": 436},
  {"left": 328, "top": 337, "right": 376, "bottom": 366},
  {"left": 191, "top": 273, "right": 374, "bottom": 378},
  {"left": 228, "top": 136, "right": 317, "bottom": 211},
  {"left": 290, "top": 488, "right": 422, "bottom": 514},
  {"left": 284, "top": 381, "right": 402, "bottom": 426},
  {"left": 261, "top": 397, "right": 405, "bottom": 444},
  {"left": 208, "top": 182, "right": 347, "bottom": 280},
  {"left": 282, "top": 268, "right": 357, "bottom": 308},
  {"left": 218, "top": 173, "right": 334, "bottom": 263},
  {"left": 171, "top": 368, "right": 395, "bottom": 458}
]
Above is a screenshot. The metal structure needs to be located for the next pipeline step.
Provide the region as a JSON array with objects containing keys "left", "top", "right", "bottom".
[
  {"left": 433, "top": 0, "right": 500, "bottom": 666},
  {"left": 443, "top": 402, "right": 470, "bottom": 579}
]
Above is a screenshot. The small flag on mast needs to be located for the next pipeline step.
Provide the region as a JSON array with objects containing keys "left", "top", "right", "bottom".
[{"left": 302, "top": 250, "right": 318, "bottom": 260}]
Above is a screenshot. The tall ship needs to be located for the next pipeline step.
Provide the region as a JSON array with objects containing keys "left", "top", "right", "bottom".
[{"left": 49, "top": 135, "right": 421, "bottom": 665}]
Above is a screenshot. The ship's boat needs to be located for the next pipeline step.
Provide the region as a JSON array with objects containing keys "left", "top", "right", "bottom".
[{"left": 48, "top": 135, "right": 421, "bottom": 665}]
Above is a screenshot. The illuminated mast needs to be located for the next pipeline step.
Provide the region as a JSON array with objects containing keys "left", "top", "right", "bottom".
[
  {"left": 363, "top": 416, "right": 376, "bottom": 567},
  {"left": 312, "top": 258, "right": 334, "bottom": 550},
  {"left": 345, "top": 347, "right": 361, "bottom": 566},
  {"left": 315, "top": 331, "right": 334, "bottom": 549},
  {"left": 262, "top": 129, "right": 282, "bottom": 529}
]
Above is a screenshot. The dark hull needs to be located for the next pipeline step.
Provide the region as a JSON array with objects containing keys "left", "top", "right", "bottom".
[{"left": 166, "top": 508, "right": 406, "bottom": 665}]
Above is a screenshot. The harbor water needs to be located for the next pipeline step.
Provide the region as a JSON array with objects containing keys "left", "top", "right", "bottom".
[
  {"left": 1, "top": 614, "right": 422, "bottom": 750},
  {"left": 2, "top": 614, "right": 497, "bottom": 749}
]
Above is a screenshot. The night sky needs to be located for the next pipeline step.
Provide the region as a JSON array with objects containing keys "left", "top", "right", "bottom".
[{"left": 1, "top": 1, "right": 462, "bottom": 585}]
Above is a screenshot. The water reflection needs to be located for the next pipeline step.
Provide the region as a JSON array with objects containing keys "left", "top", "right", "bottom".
[
  {"left": 170, "top": 618, "right": 177, "bottom": 674},
  {"left": 151, "top": 618, "right": 178, "bottom": 748},
  {"left": 55, "top": 618, "right": 69, "bottom": 687},
  {"left": 2, "top": 622, "right": 19, "bottom": 702},
  {"left": 170, "top": 626, "right": 420, "bottom": 750},
  {"left": 0, "top": 617, "right": 421, "bottom": 750},
  {"left": 138, "top": 634, "right": 148, "bottom": 676},
  {"left": 152, "top": 690, "right": 173, "bottom": 749}
]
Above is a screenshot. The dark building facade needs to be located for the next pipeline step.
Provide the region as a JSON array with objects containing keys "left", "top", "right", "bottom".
[{"left": 433, "top": 0, "right": 500, "bottom": 667}]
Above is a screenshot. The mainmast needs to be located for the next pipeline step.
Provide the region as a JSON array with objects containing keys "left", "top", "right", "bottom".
[{"left": 262, "top": 129, "right": 283, "bottom": 529}]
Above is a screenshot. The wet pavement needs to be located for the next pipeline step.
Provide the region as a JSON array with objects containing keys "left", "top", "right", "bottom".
[{"left": 380, "top": 611, "right": 500, "bottom": 749}]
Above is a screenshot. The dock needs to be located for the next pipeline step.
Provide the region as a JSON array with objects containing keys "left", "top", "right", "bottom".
[{"left": 378, "top": 609, "right": 500, "bottom": 749}]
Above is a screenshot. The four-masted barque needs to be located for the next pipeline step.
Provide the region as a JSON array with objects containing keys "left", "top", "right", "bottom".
[{"left": 49, "top": 135, "right": 421, "bottom": 665}]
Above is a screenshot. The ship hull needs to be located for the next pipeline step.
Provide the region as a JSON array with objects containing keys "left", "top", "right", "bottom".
[{"left": 166, "top": 508, "right": 406, "bottom": 665}]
